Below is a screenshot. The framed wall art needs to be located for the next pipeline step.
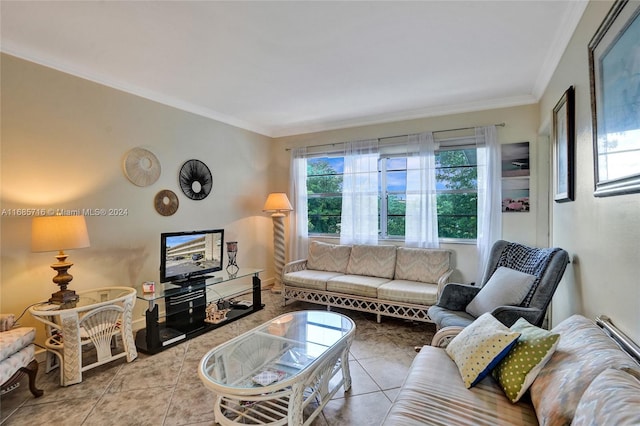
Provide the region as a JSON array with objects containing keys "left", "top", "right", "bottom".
[
  {"left": 553, "top": 86, "right": 575, "bottom": 202},
  {"left": 588, "top": 0, "right": 640, "bottom": 197},
  {"left": 501, "top": 142, "right": 530, "bottom": 212}
]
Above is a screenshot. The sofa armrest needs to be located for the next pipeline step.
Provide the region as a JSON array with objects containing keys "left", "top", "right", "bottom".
[
  {"left": 0, "top": 313, "right": 16, "bottom": 332},
  {"left": 491, "top": 306, "right": 543, "bottom": 328},
  {"left": 430, "top": 326, "right": 465, "bottom": 348},
  {"left": 283, "top": 259, "right": 308, "bottom": 274},
  {"left": 436, "top": 269, "right": 454, "bottom": 296},
  {"left": 436, "top": 283, "right": 480, "bottom": 311}
]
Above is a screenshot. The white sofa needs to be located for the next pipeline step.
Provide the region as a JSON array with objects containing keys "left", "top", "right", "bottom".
[
  {"left": 282, "top": 241, "right": 452, "bottom": 323},
  {"left": 382, "top": 314, "right": 640, "bottom": 425}
]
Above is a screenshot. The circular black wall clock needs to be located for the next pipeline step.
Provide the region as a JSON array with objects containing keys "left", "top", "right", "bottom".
[{"left": 179, "top": 159, "right": 212, "bottom": 200}]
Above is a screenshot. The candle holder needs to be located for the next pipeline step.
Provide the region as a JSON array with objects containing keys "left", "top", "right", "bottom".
[{"left": 226, "top": 241, "right": 239, "bottom": 276}]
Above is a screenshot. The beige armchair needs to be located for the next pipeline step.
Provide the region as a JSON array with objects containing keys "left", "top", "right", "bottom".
[{"left": 0, "top": 314, "right": 43, "bottom": 397}]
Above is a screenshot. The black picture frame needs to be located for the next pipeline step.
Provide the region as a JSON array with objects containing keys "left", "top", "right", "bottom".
[
  {"left": 588, "top": 0, "right": 640, "bottom": 197},
  {"left": 553, "top": 86, "right": 575, "bottom": 202}
]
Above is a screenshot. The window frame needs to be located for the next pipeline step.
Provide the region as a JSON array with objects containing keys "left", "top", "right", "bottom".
[{"left": 304, "top": 139, "right": 479, "bottom": 242}]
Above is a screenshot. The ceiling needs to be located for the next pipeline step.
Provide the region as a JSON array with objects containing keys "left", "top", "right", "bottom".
[{"left": 0, "top": 1, "right": 588, "bottom": 137}]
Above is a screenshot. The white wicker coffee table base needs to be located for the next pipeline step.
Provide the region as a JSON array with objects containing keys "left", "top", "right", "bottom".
[{"left": 213, "top": 351, "right": 351, "bottom": 426}]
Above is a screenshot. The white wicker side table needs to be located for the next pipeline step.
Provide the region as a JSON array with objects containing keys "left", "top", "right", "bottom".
[
  {"left": 29, "top": 286, "right": 137, "bottom": 386},
  {"left": 199, "top": 311, "right": 355, "bottom": 426}
]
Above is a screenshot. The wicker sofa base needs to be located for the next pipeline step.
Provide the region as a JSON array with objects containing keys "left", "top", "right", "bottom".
[{"left": 283, "top": 286, "right": 432, "bottom": 323}]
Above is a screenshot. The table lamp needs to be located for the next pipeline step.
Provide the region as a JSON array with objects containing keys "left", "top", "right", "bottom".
[
  {"left": 31, "top": 215, "right": 90, "bottom": 304},
  {"left": 263, "top": 193, "right": 293, "bottom": 293}
]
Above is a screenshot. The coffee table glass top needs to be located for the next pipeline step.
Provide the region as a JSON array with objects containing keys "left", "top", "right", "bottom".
[{"left": 199, "top": 311, "right": 354, "bottom": 391}]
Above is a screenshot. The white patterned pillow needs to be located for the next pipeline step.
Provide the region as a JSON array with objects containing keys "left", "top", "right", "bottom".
[
  {"left": 346, "top": 245, "right": 397, "bottom": 279},
  {"left": 492, "top": 318, "right": 560, "bottom": 402},
  {"left": 572, "top": 368, "right": 640, "bottom": 426},
  {"left": 446, "top": 313, "right": 521, "bottom": 388},
  {"left": 306, "top": 241, "right": 352, "bottom": 273},
  {"left": 394, "top": 248, "right": 450, "bottom": 283}
]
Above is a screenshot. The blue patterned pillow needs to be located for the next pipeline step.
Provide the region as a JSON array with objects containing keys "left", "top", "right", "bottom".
[{"left": 445, "top": 313, "right": 521, "bottom": 388}]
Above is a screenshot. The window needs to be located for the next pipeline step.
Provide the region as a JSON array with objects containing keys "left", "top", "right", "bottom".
[{"left": 306, "top": 143, "right": 478, "bottom": 240}]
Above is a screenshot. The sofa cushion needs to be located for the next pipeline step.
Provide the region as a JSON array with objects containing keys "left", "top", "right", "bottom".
[
  {"left": 381, "top": 345, "right": 538, "bottom": 426},
  {"left": 466, "top": 266, "right": 535, "bottom": 318},
  {"left": 394, "top": 247, "right": 450, "bottom": 284},
  {"left": 0, "top": 344, "right": 35, "bottom": 385},
  {"left": 346, "top": 245, "right": 397, "bottom": 279},
  {"left": 327, "top": 275, "right": 391, "bottom": 298},
  {"left": 572, "top": 368, "right": 640, "bottom": 426},
  {"left": 306, "top": 241, "right": 352, "bottom": 273},
  {"left": 530, "top": 315, "right": 640, "bottom": 426},
  {"left": 446, "top": 313, "right": 521, "bottom": 388},
  {"left": 377, "top": 280, "right": 438, "bottom": 305},
  {"left": 283, "top": 270, "right": 343, "bottom": 291},
  {"left": 0, "top": 327, "right": 36, "bottom": 362},
  {"left": 492, "top": 318, "right": 560, "bottom": 403}
]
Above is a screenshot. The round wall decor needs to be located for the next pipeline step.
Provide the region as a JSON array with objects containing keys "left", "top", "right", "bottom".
[
  {"left": 179, "top": 159, "right": 212, "bottom": 200},
  {"left": 123, "top": 148, "right": 161, "bottom": 187},
  {"left": 154, "top": 189, "right": 179, "bottom": 216}
]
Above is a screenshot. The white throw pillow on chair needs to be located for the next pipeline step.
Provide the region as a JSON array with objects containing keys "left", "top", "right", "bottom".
[{"left": 465, "top": 266, "right": 536, "bottom": 318}]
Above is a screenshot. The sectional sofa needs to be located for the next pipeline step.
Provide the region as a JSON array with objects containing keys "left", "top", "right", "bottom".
[
  {"left": 382, "top": 314, "right": 640, "bottom": 425},
  {"left": 282, "top": 241, "right": 452, "bottom": 323}
]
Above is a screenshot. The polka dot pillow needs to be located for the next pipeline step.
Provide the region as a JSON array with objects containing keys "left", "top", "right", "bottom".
[
  {"left": 445, "top": 313, "right": 521, "bottom": 388},
  {"left": 492, "top": 318, "right": 560, "bottom": 402}
]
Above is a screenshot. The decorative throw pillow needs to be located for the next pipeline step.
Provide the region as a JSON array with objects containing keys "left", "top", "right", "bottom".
[
  {"left": 465, "top": 266, "right": 536, "bottom": 318},
  {"left": 445, "top": 313, "right": 521, "bottom": 388},
  {"left": 492, "top": 318, "right": 560, "bottom": 403},
  {"left": 572, "top": 368, "right": 640, "bottom": 426}
]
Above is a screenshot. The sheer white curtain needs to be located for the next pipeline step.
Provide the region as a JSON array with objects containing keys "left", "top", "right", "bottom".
[
  {"left": 475, "top": 125, "right": 501, "bottom": 283},
  {"left": 289, "top": 147, "right": 309, "bottom": 261},
  {"left": 405, "top": 132, "right": 439, "bottom": 248},
  {"left": 340, "top": 139, "right": 379, "bottom": 245}
]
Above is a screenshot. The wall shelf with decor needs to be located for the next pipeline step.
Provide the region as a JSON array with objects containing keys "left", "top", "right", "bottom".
[{"left": 134, "top": 268, "right": 263, "bottom": 354}]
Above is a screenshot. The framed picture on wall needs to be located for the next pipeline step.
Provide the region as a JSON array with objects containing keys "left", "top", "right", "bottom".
[
  {"left": 553, "top": 86, "right": 575, "bottom": 202},
  {"left": 588, "top": 0, "right": 640, "bottom": 197},
  {"left": 501, "top": 142, "right": 530, "bottom": 212}
]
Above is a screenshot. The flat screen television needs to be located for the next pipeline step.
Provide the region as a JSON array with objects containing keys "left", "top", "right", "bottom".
[{"left": 160, "top": 229, "right": 224, "bottom": 283}]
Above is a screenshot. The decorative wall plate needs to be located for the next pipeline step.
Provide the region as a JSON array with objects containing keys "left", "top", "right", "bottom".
[
  {"left": 123, "top": 148, "right": 161, "bottom": 187},
  {"left": 154, "top": 189, "right": 179, "bottom": 216},
  {"left": 179, "top": 159, "right": 212, "bottom": 200}
]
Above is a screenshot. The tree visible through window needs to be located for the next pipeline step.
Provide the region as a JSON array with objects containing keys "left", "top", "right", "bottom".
[{"left": 306, "top": 147, "right": 478, "bottom": 240}]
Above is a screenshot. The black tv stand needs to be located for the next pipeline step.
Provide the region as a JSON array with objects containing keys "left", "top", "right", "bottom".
[{"left": 135, "top": 268, "right": 263, "bottom": 354}]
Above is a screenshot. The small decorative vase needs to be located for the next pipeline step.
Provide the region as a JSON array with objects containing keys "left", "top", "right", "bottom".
[{"left": 226, "top": 241, "right": 239, "bottom": 275}]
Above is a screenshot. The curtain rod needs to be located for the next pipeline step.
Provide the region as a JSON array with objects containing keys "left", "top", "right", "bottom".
[{"left": 285, "top": 122, "right": 505, "bottom": 151}]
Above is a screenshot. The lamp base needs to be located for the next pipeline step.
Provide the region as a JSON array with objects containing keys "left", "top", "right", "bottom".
[{"left": 49, "top": 289, "right": 79, "bottom": 305}]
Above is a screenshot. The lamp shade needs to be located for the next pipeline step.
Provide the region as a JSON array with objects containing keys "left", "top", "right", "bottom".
[
  {"left": 32, "top": 215, "right": 90, "bottom": 252},
  {"left": 263, "top": 192, "right": 293, "bottom": 213}
]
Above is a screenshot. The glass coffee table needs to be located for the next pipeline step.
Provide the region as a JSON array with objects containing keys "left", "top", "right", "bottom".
[{"left": 199, "top": 310, "right": 355, "bottom": 426}]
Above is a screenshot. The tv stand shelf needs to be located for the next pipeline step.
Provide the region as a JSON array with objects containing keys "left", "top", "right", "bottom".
[{"left": 135, "top": 268, "right": 263, "bottom": 354}]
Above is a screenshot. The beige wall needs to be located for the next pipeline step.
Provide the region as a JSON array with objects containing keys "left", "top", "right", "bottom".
[
  {"left": 273, "top": 103, "right": 546, "bottom": 284},
  {"left": 539, "top": 1, "right": 640, "bottom": 341},
  {"left": 0, "top": 54, "right": 277, "bottom": 336}
]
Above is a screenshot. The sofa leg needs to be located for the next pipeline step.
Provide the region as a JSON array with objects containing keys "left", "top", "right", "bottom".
[
  {"left": 1, "top": 359, "right": 43, "bottom": 398},
  {"left": 22, "top": 359, "right": 44, "bottom": 398}
]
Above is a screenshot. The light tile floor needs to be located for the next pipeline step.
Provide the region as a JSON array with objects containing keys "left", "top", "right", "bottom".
[{"left": 1, "top": 290, "right": 435, "bottom": 425}]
